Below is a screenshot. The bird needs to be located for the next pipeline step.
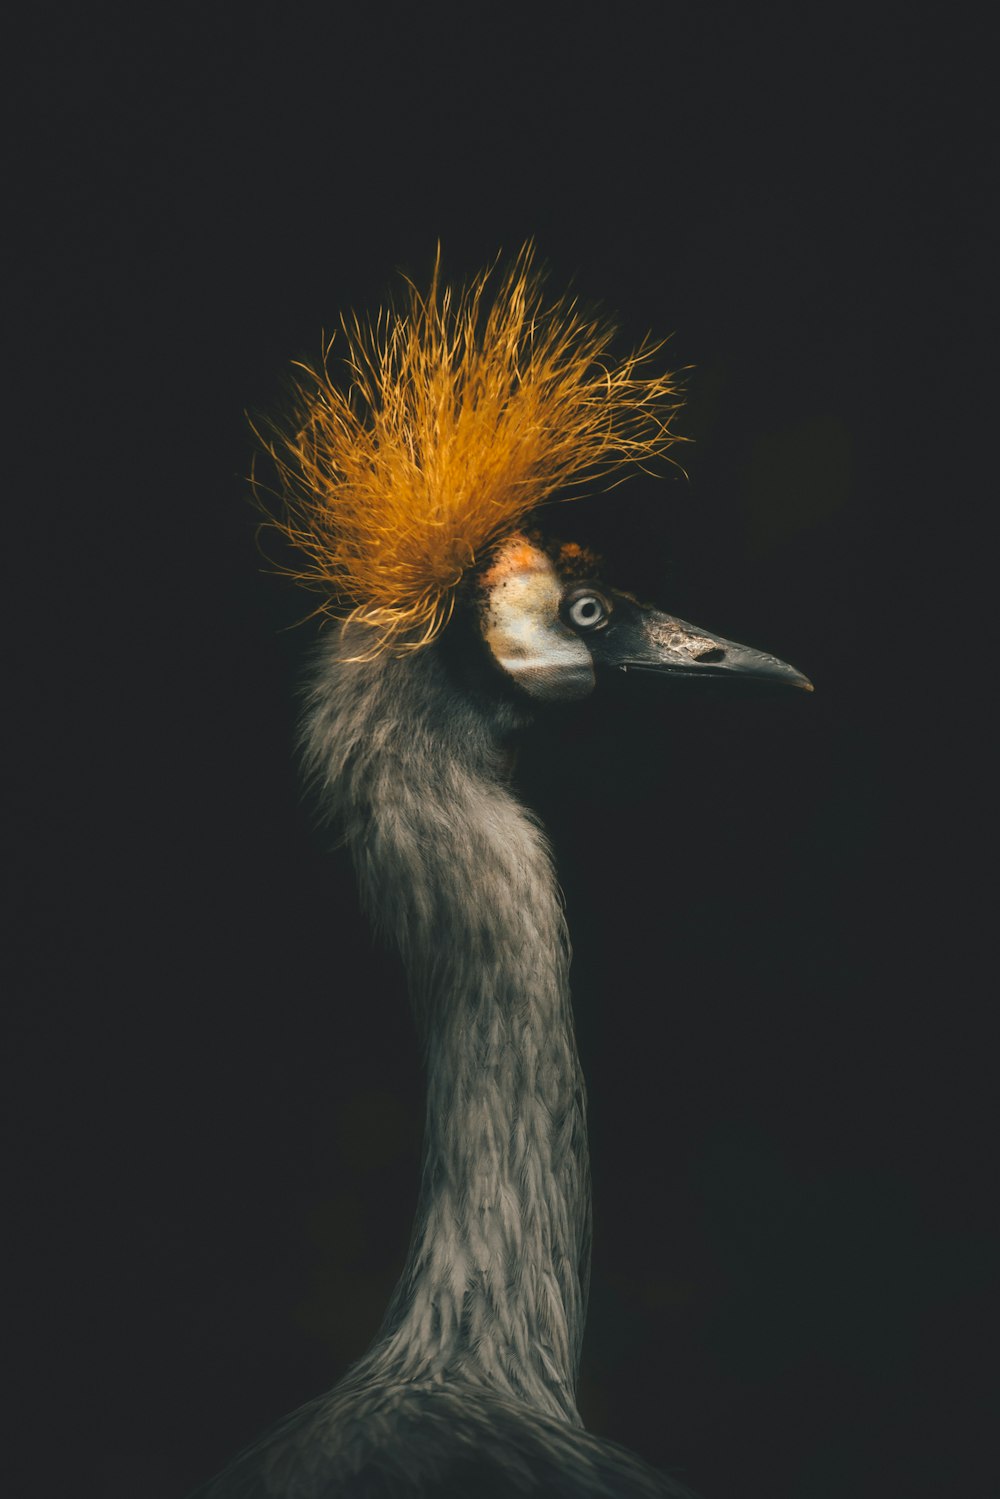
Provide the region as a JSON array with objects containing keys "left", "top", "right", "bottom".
[{"left": 197, "top": 250, "right": 811, "bottom": 1499}]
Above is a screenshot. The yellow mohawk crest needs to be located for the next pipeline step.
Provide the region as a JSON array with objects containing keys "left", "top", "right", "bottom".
[{"left": 257, "top": 247, "right": 686, "bottom": 655}]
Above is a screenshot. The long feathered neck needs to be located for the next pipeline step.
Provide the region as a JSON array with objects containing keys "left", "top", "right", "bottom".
[{"left": 302, "top": 629, "right": 590, "bottom": 1426}]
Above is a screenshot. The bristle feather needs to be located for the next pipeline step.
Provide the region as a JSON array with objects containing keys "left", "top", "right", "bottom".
[{"left": 255, "top": 246, "right": 686, "bottom": 656}]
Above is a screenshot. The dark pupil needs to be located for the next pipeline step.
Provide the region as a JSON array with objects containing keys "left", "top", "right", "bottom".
[{"left": 578, "top": 599, "right": 598, "bottom": 620}]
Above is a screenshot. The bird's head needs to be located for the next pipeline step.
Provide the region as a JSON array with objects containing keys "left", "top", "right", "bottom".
[
  {"left": 257, "top": 248, "right": 811, "bottom": 704},
  {"left": 474, "top": 532, "right": 811, "bottom": 703}
]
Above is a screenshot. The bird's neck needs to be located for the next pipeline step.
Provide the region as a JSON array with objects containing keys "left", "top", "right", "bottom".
[
  {"left": 379, "top": 876, "right": 590, "bottom": 1423},
  {"left": 305, "top": 641, "right": 590, "bottom": 1424}
]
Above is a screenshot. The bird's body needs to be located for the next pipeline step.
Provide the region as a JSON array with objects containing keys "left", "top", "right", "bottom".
[
  {"left": 198, "top": 253, "right": 809, "bottom": 1497},
  {"left": 210, "top": 1363, "right": 676, "bottom": 1498}
]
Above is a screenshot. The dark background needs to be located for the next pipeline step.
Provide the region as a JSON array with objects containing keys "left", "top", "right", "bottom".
[{"left": 7, "top": 7, "right": 991, "bottom": 1498}]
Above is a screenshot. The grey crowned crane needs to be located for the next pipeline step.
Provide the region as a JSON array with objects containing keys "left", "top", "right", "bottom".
[{"left": 199, "top": 251, "right": 810, "bottom": 1499}]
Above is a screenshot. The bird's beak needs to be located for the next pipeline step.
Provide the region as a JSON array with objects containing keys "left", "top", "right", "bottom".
[{"left": 590, "top": 597, "right": 813, "bottom": 691}]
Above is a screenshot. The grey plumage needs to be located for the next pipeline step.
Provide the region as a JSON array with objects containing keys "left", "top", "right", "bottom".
[
  {"left": 198, "top": 622, "right": 692, "bottom": 1497},
  {"left": 302, "top": 630, "right": 589, "bottom": 1422}
]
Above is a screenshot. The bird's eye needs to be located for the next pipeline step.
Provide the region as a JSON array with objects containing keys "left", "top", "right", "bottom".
[{"left": 563, "top": 588, "right": 611, "bottom": 632}]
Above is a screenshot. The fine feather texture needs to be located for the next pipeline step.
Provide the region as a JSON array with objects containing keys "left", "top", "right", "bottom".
[
  {"left": 195, "top": 627, "right": 693, "bottom": 1497},
  {"left": 203, "top": 1382, "right": 693, "bottom": 1499},
  {"left": 255, "top": 248, "right": 685, "bottom": 655},
  {"left": 299, "top": 627, "right": 589, "bottom": 1423}
]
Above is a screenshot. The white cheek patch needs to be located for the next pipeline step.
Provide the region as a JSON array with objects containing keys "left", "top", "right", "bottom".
[{"left": 480, "top": 538, "right": 595, "bottom": 702}]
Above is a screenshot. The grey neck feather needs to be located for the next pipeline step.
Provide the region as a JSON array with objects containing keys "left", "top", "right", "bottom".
[{"left": 301, "top": 627, "right": 591, "bottom": 1427}]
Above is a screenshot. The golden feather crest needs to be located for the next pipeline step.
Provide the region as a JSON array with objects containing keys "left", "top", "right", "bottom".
[{"left": 256, "top": 247, "right": 686, "bottom": 655}]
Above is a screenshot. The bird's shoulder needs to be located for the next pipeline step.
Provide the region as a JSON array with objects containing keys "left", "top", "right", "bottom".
[{"left": 195, "top": 1379, "right": 692, "bottom": 1499}]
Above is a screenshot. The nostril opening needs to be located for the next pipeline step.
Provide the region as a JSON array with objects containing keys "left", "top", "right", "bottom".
[{"left": 694, "top": 647, "right": 726, "bottom": 663}]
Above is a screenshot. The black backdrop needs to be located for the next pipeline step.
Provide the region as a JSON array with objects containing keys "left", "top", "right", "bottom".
[{"left": 7, "top": 8, "right": 991, "bottom": 1498}]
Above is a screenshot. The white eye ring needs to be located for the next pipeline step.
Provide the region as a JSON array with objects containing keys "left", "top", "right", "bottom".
[{"left": 566, "top": 592, "right": 609, "bottom": 631}]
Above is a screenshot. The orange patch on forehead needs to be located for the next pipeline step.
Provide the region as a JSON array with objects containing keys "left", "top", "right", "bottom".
[{"left": 479, "top": 534, "right": 549, "bottom": 589}]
